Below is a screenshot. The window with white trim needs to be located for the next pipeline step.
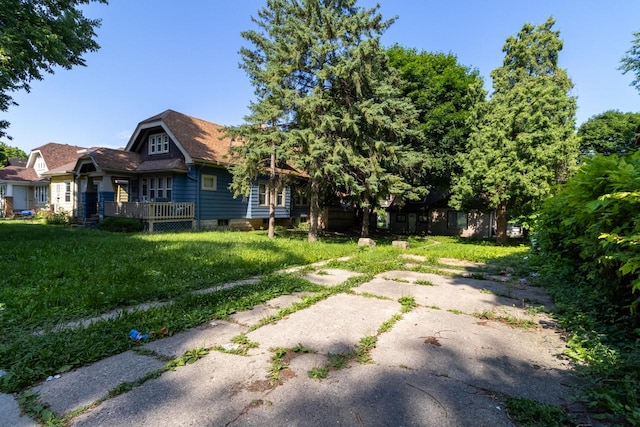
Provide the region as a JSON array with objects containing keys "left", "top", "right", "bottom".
[
  {"left": 258, "top": 182, "right": 285, "bottom": 207},
  {"left": 65, "top": 181, "right": 71, "bottom": 202},
  {"left": 148, "top": 133, "right": 169, "bottom": 155},
  {"left": 35, "top": 186, "right": 48, "bottom": 204},
  {"left": 34, "top": 155, "right": 46, "bottom": 173},
  {"left": 141, "top": 176, "right": 172, "bottom": 201},
  {"left": 202, "top": 175, "right": 217, "bottom": 191}
]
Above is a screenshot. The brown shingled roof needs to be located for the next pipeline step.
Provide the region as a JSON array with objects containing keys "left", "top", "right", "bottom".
[
  {"left": 136, "top": 158, "right": 187, "bottom": 172},
  {"left": 140, "top": 110, "right": 235, "bottom": 164},
  {"left": 0, "top": 166, "right": 45, "bottom": 182},
  {"left": 33, "top": 142, "right": 86, "bottom": 170},
  {"left": 86, "top": 148, "right": 141, "bottom": 172}
]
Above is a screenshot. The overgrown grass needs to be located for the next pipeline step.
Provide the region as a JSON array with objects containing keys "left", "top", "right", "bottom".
[
  {"left": 0, "top": 271, "right": 325, "bottom": 392},
  {"left": 0, "top": 224, "right": 533, "bottom": 397},
  {"left": 408, "top": 236, "right": 529, "bottom": 263},
  {"left": 534, "top": 259, "right": 640, "bottom": 425},
  {"left": 0, "top": 223, "right": 355, "bottom": 331}
]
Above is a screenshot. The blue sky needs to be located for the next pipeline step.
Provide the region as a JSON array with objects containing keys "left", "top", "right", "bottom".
[{"left": 4, "top": 0, "right": 640, "bottom": 154}]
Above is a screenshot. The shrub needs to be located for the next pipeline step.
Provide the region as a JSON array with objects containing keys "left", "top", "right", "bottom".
[
  {"left": 99, "top": 217, "right": 143, "bottom": 233},
  {"left": 44, "top": 209, "right": 70, "bottom": 225},
  {"left": 535, "top": 151, "right": 640, "bottom": 312}
]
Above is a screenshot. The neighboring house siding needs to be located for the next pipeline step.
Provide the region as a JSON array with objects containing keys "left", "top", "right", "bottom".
[
  {"left": 248, "top": 182, "right": 291, "bottom": 219},
  {"left": 50, "top": 175, "right": 75, "bottom": 213},
  {"left": 198, "top": 166, "right": 248, "bottom": 220},
  {"left": 388, "top": 209, "right": 492, "bottom": 238}
]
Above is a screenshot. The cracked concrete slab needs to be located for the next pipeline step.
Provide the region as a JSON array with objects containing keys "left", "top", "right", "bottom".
[
  {"left": 0, "top": 393, "right": 37, "bottom": 427},
  {"left": 23, "top": 264, "right": 599, "bottom": 426},
  {"left": 246, "top": 293, "right": 400, "bottom": 355},
  {"left": 33, "top": 351, "right": 165, "bottom": 416},
  {"left": 301, "top": 268, "right": 361, "bottom": 287},
  {"left": 143, "top": 320, "right": 245, "bottom": 359},
  {"left": 70, "top": 350, "right": 273, "bottom": 427}
]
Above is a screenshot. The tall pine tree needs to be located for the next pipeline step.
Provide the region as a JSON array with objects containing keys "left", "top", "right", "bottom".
[
  {"left": 451, "top": 17, "right": 578, "bottom": 245},
  {"left": 232, "top": 0, "right": 421, "bottom": 240}
]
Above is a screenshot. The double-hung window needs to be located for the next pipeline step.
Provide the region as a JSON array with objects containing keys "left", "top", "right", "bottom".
[
  {"left": 148, "top": 133, "right": 169, "bottom": 155},
  {"left": 141, "top": 177, "right": 172, "bottom": 201},
  {"left": 65, "top": 182, "right": 71, "bottom": 203},
  {"left": 258, "top": 182, "right": 286, "bottom": 207},
  {"left": 35, "top": 186, "right": 48, "bottom": 204}
]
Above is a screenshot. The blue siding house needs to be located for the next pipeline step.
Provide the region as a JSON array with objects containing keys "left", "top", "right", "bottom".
[{"left": 72, "top": 110, "right": 298, "bottom": 231}]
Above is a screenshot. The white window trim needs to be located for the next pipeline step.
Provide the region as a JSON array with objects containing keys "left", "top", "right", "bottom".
[
  {"left": 34, "top": 156, "right": 46, "bottom": 173},
  {"left": 141, "top": 176, "right": 173, "bottom": 201},
  {"left": 35, "top": 186, "right": 48, "bottom": 204},
  {"left": 148, "top": 133, "right": 170, "bottom": 155},
  {"left": 258, "top": 182, "right": 286, "bottom": 207}
]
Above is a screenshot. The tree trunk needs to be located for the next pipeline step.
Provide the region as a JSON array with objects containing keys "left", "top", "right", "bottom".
[
  {"left": 268, "top": 186, "right": 276, "bottom": 239},
  {"left": 268, "top": 142, "right": 276, "bottom": 239},
  {"left": 361, "top": 205, "right": 370, "bottom": 238},
  {"left": 308, "top": 177, "right": 320, "bottom": 243},
  {"left": 496, "top": 201, "right": 508, "bottom": 246}
]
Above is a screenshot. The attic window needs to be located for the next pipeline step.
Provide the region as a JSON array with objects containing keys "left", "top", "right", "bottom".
[
  {"left": 34, "top": 155, "right": 46, "bottom": 172},
  {"left": 149, "top": 133, "right": 169, "bottom": 155}
]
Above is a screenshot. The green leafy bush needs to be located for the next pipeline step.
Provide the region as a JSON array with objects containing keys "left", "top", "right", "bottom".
[
  {"left": 536, "top": 151, "right": 640, "bottom": 312},
  {"left": 534, "top": 151, "right": 640, "bottom": 424},
  {"left": 44, "top": 209, "right": 70, "bottom": 225},
  {"left": 98, "top": 217, "right": 143, "bottom": 233}
]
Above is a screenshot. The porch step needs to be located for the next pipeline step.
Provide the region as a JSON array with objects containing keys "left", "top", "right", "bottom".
[{"left": 82, "top": 214, "right": 100, "bottom": 227}]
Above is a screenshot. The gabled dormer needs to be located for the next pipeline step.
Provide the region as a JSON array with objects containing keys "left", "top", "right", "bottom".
[
  {"left": 126, "top": 109, "right": 235, "bottom": 167},
  {"left": 26, "top": 143, "right": 86, "bottom": 177}
]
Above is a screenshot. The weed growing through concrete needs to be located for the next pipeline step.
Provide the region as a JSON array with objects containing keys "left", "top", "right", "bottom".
[
  {"left": 414, "top": 279, "right": 434, "bottom": 286},
  {"left": 308, "top": 366, "right": 329, "bottom": 380},
  {"left": 505, "top": 397, "right": 573, "bottom": 426},
  {"left": 447, "top": 309, "right": 464, "bottom": 315},
  {"left": 355, "top": 336, "right": 377, "bottom": 364},
  {"left": 17, "top": 390, "right": 60, "bottom": 426},
  {"left": 166, "top": 347, "right": 210, "bottom": 369},
  {"left": 268, "top": 344, "right": 315, "bottom": 384},
  {"left": 398, "top": 296, "right": 417, "bottom": 313},
  {"left": 473, "top": 310, "right": 537, "bottom": 329},
  {"left": 377, "top": 314, "right": 403, "bottom": 334},
  {"left": 328, "top": 352, "right": 351, "bottom": 369}
]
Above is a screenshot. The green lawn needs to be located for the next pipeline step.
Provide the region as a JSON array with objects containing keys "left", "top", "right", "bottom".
[{"left": 0, "top": 222, "right": 528, "bottom": 393}]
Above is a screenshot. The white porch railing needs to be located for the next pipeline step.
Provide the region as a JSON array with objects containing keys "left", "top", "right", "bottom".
[{"left": 104, "top": 202, "right": 195, "bottom": 231}]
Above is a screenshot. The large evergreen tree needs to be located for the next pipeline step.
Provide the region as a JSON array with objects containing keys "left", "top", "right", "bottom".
[
  {"left": 578, "top": 110, "right": 640, "bottom": 156},
  {"left": 231, "top": 0, "right": 421, "bottom": 240},
  {"left": 451, "top": 17, "right": 579, "bottom": 245},
  {"left": 0, "top": 0, "right": 106, "bottom": 138},
  {"left": 386, "top": 45, "right": 486, "bottom": 190}
]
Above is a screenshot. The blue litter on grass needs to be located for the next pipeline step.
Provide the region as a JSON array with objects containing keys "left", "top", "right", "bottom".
[{"left": 129, "top": 329, "right": 149, "bottom": 341}]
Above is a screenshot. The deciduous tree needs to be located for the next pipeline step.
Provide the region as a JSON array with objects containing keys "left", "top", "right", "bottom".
[
  {"left": 578, "top": 110, "right": 640, "bottom": 156},
  {"left": 0, "top": 141, "right": 26, "bottom": 166},
  {"left": 386, "top": 45, "right": 486, "bottom": 190},
  {"left": 0, "top": 0, "right": 106, "bottom": 138},
  {"left": 451, "top": 17, "right": 579, "bottom": 245}
]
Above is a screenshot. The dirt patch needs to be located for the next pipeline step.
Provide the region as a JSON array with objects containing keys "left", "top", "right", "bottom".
[{"left": 438, "top": 258, "right": 486, "bottom": 268}]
